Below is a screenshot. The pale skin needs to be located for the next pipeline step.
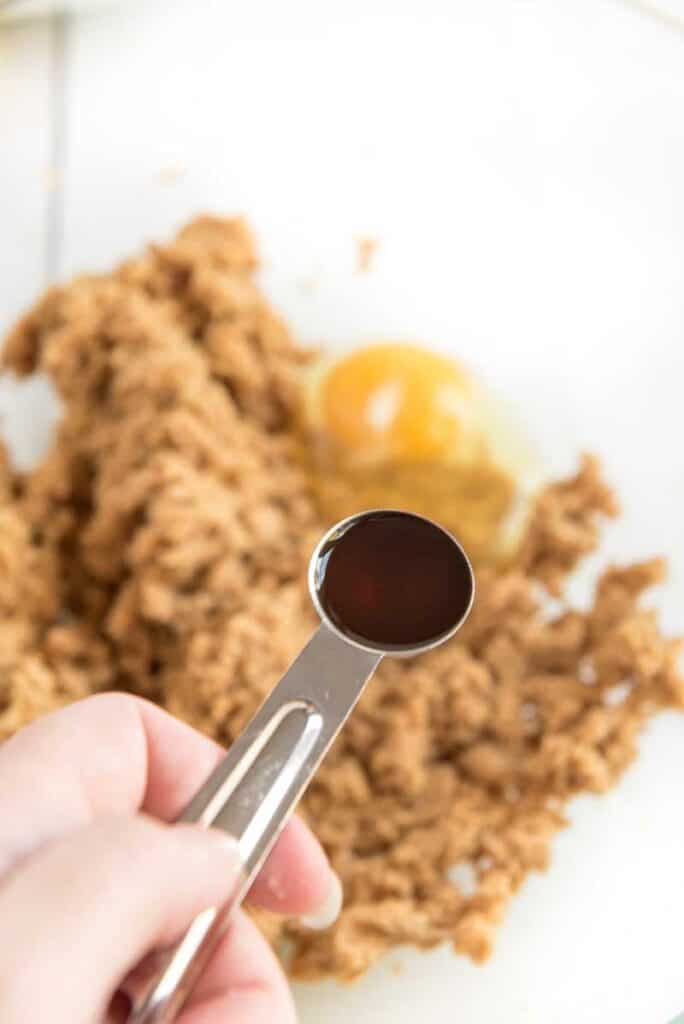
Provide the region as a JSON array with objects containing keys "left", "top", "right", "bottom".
[{"left": 0, "top": 693, "right": 339, "bottom": 1024}]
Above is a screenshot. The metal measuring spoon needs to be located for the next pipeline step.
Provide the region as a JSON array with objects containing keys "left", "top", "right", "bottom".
[{"left": 129, "top": 509, "right": 474, "bottom": 1024}]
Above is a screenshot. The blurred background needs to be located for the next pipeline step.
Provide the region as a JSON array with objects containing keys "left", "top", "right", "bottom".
[{"left": 1, "top": 2, "right": 684, "bottom": 1021}]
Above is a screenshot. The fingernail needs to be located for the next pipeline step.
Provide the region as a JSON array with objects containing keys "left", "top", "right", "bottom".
[
  {"left": 208, "top": 831, "right": 241, "bottom": 861},
  {"left": 298, "top": 870, "right": 343, "bottom": 931},
  {"left": 183, "top": 825, "right": 242, "bottom": 868}
]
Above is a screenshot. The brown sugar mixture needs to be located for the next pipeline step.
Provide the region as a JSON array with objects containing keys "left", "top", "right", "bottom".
[{"left": 1, "top": 217, "right": 683, "bottom": 980}]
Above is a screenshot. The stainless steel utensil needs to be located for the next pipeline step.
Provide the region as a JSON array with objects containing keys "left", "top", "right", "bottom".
[{"left": 128, "top": 509, "right": 474, "bottom": 1024}]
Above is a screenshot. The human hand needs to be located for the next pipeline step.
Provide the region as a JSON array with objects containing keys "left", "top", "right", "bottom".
[{"left": 0, "top": 693, "right": 341, "bottom": 1024}]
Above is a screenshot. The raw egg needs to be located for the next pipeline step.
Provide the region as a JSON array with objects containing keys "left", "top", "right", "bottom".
[{"left": 298, "top": 343, "right": 543, "bottom": 566}]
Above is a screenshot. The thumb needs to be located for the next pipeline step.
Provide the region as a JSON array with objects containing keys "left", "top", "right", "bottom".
[{"left": 0, "top": 815, "right": 241, "bottom": 1024}]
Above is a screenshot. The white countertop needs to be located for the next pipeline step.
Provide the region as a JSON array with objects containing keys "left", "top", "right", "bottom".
[{"left": 2, "top": 2, "right": 684, "bottom": 1021}]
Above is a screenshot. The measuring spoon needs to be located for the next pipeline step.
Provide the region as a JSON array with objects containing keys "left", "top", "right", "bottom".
[{"left": 129, "top": 509, "right": 475, "bottom": 1024}]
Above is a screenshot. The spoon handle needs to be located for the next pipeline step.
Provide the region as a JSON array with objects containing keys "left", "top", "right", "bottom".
[{"left": 128, "top": 623, "right": 380, "bottom": 1024}]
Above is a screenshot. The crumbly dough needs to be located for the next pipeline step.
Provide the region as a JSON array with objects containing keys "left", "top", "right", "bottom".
[{"left": 1, "top": 217, "right": 682, "bottom": 980}]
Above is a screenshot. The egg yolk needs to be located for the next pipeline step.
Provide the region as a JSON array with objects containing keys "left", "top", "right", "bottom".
[
  {"left": 299, "top": 343, "right": 540, "bottom": 566},
  {"left": 320, "top": 344, "right": 478, "bottom": 463}
]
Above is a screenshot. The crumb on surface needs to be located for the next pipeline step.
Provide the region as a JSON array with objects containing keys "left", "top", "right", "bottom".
[
  {"left": 1, "top": 217, "right": 682, "bottom": 981},
  {"left": 356, "top": 237, "right": 378, "bottom": 273},
  {"left": 153, "top": 166, "right": 187, "bottom": 186},
  {"left": 297, "top": 276, "right": 318, "bottom": 295}
]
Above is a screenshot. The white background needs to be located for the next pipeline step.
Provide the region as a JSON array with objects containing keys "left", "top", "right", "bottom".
[{"left": 1, "top": 2, "right": 684, "bottom": 1021}]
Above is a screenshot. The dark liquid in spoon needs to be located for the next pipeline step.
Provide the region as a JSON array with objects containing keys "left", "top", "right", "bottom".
[{"left": 316, "top": 511, "right": 474, "bottom": 651}]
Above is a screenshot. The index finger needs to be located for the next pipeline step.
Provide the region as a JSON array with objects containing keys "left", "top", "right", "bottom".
[
  {"left": 0, "top": 693, "right": 334, "bottom": 917},
  {"left": 0, "top": 692, "right": 218, "bottom": 872}
]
